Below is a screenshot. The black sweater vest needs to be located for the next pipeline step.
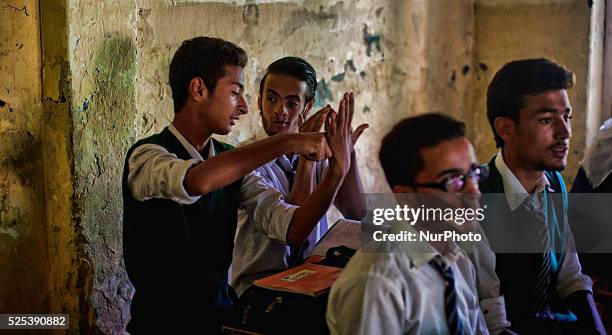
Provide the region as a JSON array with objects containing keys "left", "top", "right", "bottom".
[
  {"left": 122, "top": 127, "right": 242, "bottom": 332},
  {"left": 479, "top": 156, "right": 568, "bottom": 323}
]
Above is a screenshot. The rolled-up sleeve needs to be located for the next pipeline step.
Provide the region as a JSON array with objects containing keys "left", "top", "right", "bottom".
[
  {"left": 127, "top": 143, "right": 202, "bottom": 204},
  {"left": 480, "top": 296, "right": 511, "bottom": 334},
  {"left": 239, "top": 170, "right": 297, "bottom": 243},
  {"left": 556, "top": 251, "right": 593, "bottom": 299}
]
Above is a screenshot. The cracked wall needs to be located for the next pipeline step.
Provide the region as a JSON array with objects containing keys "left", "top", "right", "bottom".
[
  {"left": 67, "top": 2, "right": 137, "bottom": 333},
  {"left": 63, "top": 1, "right": 593, "bottom": 330},
  {"left": 41, "top": 0, "right": 96, "bottom": 333},
  {"left": 65, "top": 1, "right": 481, "bottom": 332},
  {"left": 0, "top": 0, "right": 593, "bottom": 333}
]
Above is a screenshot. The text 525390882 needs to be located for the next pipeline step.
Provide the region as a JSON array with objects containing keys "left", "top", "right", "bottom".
[{"left": 0, "top": 314, "right": 69, "bottom": 329}]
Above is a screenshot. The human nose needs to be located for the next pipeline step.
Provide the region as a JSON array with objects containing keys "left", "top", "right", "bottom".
[
  {"left": 463, "top": 177, "right": 481, "bottom": 195},
  {"left": 275, "top": 103, "right": 289, "bottom": 117},
  {"left": 238, "top": 95, "right": 249, "bottom": 115},
  {"left": 555, "top": 116, "right": 571, "bottom": 140}
]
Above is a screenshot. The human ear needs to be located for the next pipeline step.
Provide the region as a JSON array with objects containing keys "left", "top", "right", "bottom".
[
  {"left": 188, "top": 77, "right": 208, "bottom": 102},
  {"left": 494, "top": 117, "right": 514, "bottom": 145}
]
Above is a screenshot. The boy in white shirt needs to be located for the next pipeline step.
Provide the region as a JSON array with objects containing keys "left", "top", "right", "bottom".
[{"left": 327, "top": 113, "right": 489, "bottom": 335}]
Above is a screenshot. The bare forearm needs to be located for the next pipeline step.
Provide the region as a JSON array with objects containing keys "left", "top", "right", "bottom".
[
  {"left": 335, "top": 151, "right": 365, "bottom": 220},
  {"left": 564, "top": 290, "right": 605, "bottom": 332},
  {"left": 286, "top": 169, "right": 344, "bottom": 246},
  {"left": 286, "top": 159, "right": 315, "bottom": 205},
  {"left": 185, "top": 134, "right": 294, "bottom": 196}
]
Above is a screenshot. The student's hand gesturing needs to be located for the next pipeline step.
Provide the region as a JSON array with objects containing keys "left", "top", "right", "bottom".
[
  {"left": 351, "top": 123, "right": 369, "bottom": 147},
  {"left": 298, "top": 105, "right": 331, "bottom": 133},
  {"left": 325, "top": 93, "right": 354, "bottom": 177},
  {"left": 343, "top": 93, "right": 368, "bottom": 148}
]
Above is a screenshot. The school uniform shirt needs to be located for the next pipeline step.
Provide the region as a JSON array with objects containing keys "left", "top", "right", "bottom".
[
  {"left": 493, "top": 151, "right": 592, "bottom": 299},
  {"left": 230, "top": 129, "right": 329, "bottom": 296},
  {"left": 326, "top": 222, "right": 489, "bottom": 335},
  {"left": 126, "top": 123, "right": 298, "bottom": 272}
]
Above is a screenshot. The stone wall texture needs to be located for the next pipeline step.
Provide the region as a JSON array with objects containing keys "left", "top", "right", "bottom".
[{"left": 0, "top": 0, "right": 595, "bottom": 333}]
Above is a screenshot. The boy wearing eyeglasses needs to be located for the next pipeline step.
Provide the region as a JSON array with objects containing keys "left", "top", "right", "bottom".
[{"left": 326, "top": 113, "right": 490, "bottom": 334}]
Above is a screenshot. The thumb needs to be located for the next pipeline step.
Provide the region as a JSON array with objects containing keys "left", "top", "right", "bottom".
[
  {"left": 298, "top": 113, "right": 305, "bottom": 131},
  {"left": 324, "top": 141, "right": 332, "bottom": 159},
  {"left": 352, "top": 123, "right": 369, "bottom": 145}
]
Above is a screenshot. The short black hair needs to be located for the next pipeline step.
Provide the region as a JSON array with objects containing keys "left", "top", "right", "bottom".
[
  {"left": 487, "top": 58, "right": 574, "bottom": 148},
  {"left": 259, "top": 56, "right": 317, "bottom": 103},
  {"left": 379, "top": 113, "right": 466, "bottom": 188},
  {"left": 169, "top": 36, "right": 247, "bottom": 113}
]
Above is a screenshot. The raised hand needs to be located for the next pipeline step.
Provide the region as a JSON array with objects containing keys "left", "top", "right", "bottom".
[
  {"left": 299, "top": 105, "right": 332, "bottom": 133},
  {"left": 351, "top": 123, "right": 369, "bottom": 147},
  {"left": 325, "top": 93, "right": 354, "bottom": 177},
  {"left": 290, "top": 132, "right": 331, "bottom": 162},
  {"left": 343, "top": 93, "right": 368, "bottom": 148}
]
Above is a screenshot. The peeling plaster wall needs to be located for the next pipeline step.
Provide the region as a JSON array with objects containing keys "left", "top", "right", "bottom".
[
  {"left": 67, "top": 2, "right": 137, "bottom": 333},
  {"left": 41, "top": 1, "right": 96, "bottom": 333},
  {"left": 132, "top": 0, "right": 476, "bottom": 192},
  {"left": 470, "top": 0, "right": 591, "bottom": 183},
  {"left": 0, "top": 0, "right": 594, "bottom": 333},
  {"left": 134, "top": 0, "right": 396, "bottom": 193},
  {"left": 0, "top": 0, "right": 50, "bottom": 316},
  {"left": 65, "top": 0, "right": 478, "bottom": 332}
]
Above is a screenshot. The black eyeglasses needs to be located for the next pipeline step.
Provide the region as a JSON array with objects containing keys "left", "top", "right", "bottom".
[{"left": 414, "top": 164, "right": 489, "bottom": 192}]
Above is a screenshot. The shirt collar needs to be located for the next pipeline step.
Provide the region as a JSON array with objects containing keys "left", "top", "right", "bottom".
[
  {"left": 391, "top": 221, "right": 461, "bottom": 268},
  {"left": 494, "top": 150, "right": 552, "bottom": 211},
  {"left": 168, "top": 124, "right": 215, "bottom": 161},
  {"left": 251, "top": 127, "right": 297, "bottom": 167},
  {"left": 276, "top": 153, "right": 298, "bottom": 171}
]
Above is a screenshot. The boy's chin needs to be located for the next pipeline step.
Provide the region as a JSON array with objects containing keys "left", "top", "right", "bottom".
[{"left": 215, "top": 126, "right": 232, "bottom": 136}]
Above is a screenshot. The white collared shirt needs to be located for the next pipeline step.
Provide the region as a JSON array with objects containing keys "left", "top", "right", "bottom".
[
  {"left": 230, "top": 128, "right": 329, "bottom": 296},
  {"left": 127, "top": 124, "right": 209, "bottom": 204},
  {"left": 494, "top": 150, "right": 551, "bottom": 211},
  {"left": 126, "top": 124, "right": 298, "bottom": 264},
  {"left": 493, "top": 151, "right": 592, "bottom": 299},
  {"left": 326, "top": 222, "right": 489, "bottom": 335}
]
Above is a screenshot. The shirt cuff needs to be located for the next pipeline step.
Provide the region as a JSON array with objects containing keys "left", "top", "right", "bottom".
[
  {"left": 480, "top": 295, "right": 511, "bottom": 334},
  {"left": 174, "top": 158, "right": 203, "bottom": 205},
  {"left": 272, "top": 206, "right": 297, "bottom": 244},
  {"left": 556, "top": 274, "right": 593, "bottom": 299}
]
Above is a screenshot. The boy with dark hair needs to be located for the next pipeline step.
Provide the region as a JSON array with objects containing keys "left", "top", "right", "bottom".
[
  {"left": 481, "top": 58, "right": 604, "bottom": 333},
  {"left": 258, "top": 56, "right": 318, "bottom": 106},
  {"left": 487, "top": 58, "right": 574, "bottom": 152},
  {"left": 231, "top": 56, "right": 367, "bottom": 295},
  {"left": 122, "top": 37, "right": 352, "bottom": 333},
  {"left": 327, "top": 113, "right": 489, "bottom": 334}
]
